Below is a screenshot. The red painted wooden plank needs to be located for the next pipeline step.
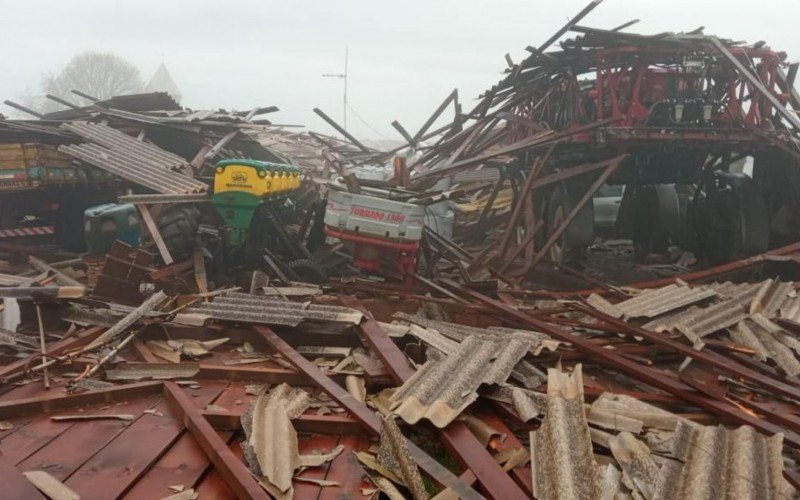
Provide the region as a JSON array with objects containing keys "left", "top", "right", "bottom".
[
  {"left": 294, "top": 434, "right": 340, "bottom": 499},
  {"left": 337, "top": 305, "right": 528, "bottom": 500},
  {"left": 17, "top": 395, "right": 162, "bottom": 480},
  {"left": 64, "top": 381, "right": 227, "bottom": 500},
  {"left": 163, "top": 381, "right": 268, "bottom": 500},
  {"left": 0, "top": 454, "right": 46, "bottom": 499},
  {"left": 253, "top": 326, "right": 484, "bottom": 500},
  {"left": 193, "top": 440, "right": 242, "bottom": 500},
  {"left": 122, "top": 430, "right": 235, "bottom": 499},
  {"left": 319, "top": 435, "right": 373, "bottom": 500}
]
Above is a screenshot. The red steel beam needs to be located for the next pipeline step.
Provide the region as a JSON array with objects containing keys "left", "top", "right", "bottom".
[
  {"left": 252, "top": 325, "right": 485, "bottom": 500},
  {"left": 163, "top": 381, "right": 269, "bottom": 500},
  {"left": 339, "top": 296, "right": 530, "bottom": 500}
]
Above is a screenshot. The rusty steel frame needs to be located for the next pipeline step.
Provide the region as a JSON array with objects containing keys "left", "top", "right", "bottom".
[
  {"left": 252, "top": 325, "right": 486, "bottom": 500},
  {"left": 339, "top": 296, "right": 530, "bottom": 500}
]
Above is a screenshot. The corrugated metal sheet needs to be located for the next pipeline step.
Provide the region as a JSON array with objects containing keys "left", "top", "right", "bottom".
[
  {"left": 59, "top": 122, "right": 207, "bottom": 194},
  {"left": 608, "top": 284, "right": 717, "bottom": 318},
  {"left": 654, "top": 420, "right": 794, "bottom": 499},
  {"left": 530, "top": 365, "right": 605, "bottom": 499},
  {"left": 389, "top": 334, "right": 532, "bottom": 428},
  {"left": 182, "top": 293, "right": 363, "bottom": 327}
]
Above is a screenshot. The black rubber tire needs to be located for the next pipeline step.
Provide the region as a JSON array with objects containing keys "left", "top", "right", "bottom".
[
  {"left": 157, "top": 205, "right": 201, "bottom": 262},
  {"left": 546, "top": 184, "right": 594, "bottom": 265},
  {"left": 286, "top": 259, "right": 328, "bottom": 284}
]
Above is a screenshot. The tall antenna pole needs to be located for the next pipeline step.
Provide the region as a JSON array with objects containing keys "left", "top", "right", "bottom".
[
  {"left": 343, "top": 47, "right": 348, "bottom": 132},
  {"left": 322, "top": 47, "right": 349, "bottom": 134}
]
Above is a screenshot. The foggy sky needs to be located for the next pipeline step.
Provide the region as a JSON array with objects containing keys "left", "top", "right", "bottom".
[{"left": 2, "top": 0, "right": 798, "bottom": 140}]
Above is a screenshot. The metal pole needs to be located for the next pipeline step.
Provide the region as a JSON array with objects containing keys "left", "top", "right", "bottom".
[
  {"left": 343, "top": 47, "right": 348, "bottom": 132},
  {"left": 35, "top": 304, "right": 49, "bottom": 389}
]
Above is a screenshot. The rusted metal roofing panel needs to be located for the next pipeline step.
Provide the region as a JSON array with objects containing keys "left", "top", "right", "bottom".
[
  {"left": 530, "top": 365, "right": 604, "bottom": 499},
  {"left": 654, "top": 420, "right": 794, "bottom": 499},
  {"left": 609, "top": 284, "right": 717, "bottom": 318},
  {"left": 389, "top": 334, "right": 532, "bottom": 428}
]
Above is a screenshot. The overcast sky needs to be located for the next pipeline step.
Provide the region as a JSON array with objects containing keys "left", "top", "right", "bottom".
[{"left": 2, "top": 0, "right": 798, "bottom": 140}]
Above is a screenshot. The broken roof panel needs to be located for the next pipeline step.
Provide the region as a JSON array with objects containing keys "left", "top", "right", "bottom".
[
  {"left": 642, "top": 282, "right": 763, "bottom": 336},
  {"left": 183, "top": 293, "right": 363, "bottom": 327},
  {"left": 655, "top": 420, "right": 794, "bottom": 499},
  {"left": 606, "top": 283, "right": 717, "bottom": 319},
  {"left": 389, "top": 334, "right": 532, "bottom": 427},
  {"left": 530, "top": 365, "right": 603, "bottom": 500}
]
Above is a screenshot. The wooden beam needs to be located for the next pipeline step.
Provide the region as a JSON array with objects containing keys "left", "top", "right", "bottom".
[
  {"left": 0, "top": 381, "right": 162, "bottom": 419},
  {"left": 252, "top": 325, "right": 485, "bottom": 500},
  {"left": 313, "top": 108, "right": 371, "bottom": 153},
  {"left": 163, "top": 381, "right": 269, "bottom": 500},
  {"left": 136, "top": 204, "right": 174, "bottom": 265},
  {"left": 338, "top": 298, "right": 528, "bottom": 500}
]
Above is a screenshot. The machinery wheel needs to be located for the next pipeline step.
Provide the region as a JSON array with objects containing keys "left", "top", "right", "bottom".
[
  {"left": 546, "top": 183, "right": 594, "bottom": 265},
  {"left": 689, "top": 173, "right": 768, "bottom": 265},
  {"left": 157, "top": 205, "right": 201, "bottom": 262},
  {"left": 286, "top": 259, "right": 328, "bottom": 284},
  {"left": 630, "top": 184, "right": 687, "bottom": 257}
]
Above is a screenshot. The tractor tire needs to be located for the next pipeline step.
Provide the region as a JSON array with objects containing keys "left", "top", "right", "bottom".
[
  {"left": 546, "top": 183, "right": 594, "bottom": 265},
  {"left": 157, "top": 205, "right": 201, "bottom": 262},
  {"left": 286, "top": 259, "right": 328, "bottom": 284}
]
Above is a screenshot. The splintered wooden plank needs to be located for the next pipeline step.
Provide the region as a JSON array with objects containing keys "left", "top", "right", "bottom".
[
  {"left": 121, "top": 430, "right": 234, "bottom": 499},
  {"left": 294, "top": 434, "right": 341, "bottom": 498},
  {"left": 64, "top": 381, "right": 227, "bottom": 499},
  {"left": 318, "top": 435, "right": 372, "bottom": 500},
  {"left": 17, "top": 395, "right": 162, "bottom": 480}
]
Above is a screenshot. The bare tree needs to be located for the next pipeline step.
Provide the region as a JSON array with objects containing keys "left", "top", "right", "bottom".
[{"left": 36, "top": 52, "right": 144, "bottom": 113}]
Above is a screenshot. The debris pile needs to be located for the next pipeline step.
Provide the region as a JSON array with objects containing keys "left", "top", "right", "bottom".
[{"left": 3, "top": 1, "right": 800, "bottom": 499}]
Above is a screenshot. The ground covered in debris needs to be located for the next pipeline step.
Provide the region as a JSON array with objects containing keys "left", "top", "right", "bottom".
[{"left": 4, "top": 2, "right": 800, "bottom": 499}]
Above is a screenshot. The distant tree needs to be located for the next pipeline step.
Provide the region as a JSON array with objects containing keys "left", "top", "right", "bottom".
[{"left": 36, "top": 52, "right": 144, "bottom": 113}]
